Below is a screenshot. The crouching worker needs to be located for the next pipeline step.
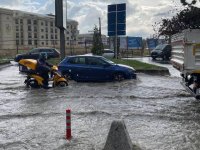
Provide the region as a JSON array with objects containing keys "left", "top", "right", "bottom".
[{"left": 36, "top": 52, "right": 53, "bottom": 89}]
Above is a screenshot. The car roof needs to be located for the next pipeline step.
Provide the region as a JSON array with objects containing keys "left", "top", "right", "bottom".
[
  {"left": 66, "top": 55, "right": 103, "bottom": 58},
  {"left": 33, "top": 47, "right": 56, "bottom": 49}
]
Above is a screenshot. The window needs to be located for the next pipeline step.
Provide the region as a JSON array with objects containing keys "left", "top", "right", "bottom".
[
  {"left": 30, "top": 48, "right": 40, "bottom": 53},
  {"left": 27, "top": 19, "right": 31, "bottom": 24},
  {"left": 20, "top": 25, "right": 23, "bottom": 31},
  {"left": 16, "top": 40, "right": 19, "bottom": 45},
  {"left": 28, "top": 33, "right": 32, "bottom": 38},
  {"left": 34, "top": 27, "right": 37, "bottom": 32},
  {"left": 41, "top": 29, "right": 44, "bottom": 32},
  {"left": 34, "top": 33, "right": 37, "bottom": 38},
  {"left": 20, "top": 19, "right": 23, "bottom": 24},
  {"left": 34, "top": 40, "right": 37, "bottom": 45},
  {"left": 46, "top": 34, "right": 48, "bottom": 39},
  {"left": 68, "top": 57, "right": 86, "bottom": 64},
  {"left": 41, "top": 49, "right": 53, "bottom": 53},
  {"left": 21, "top": 33, "right": 23, "bottom": 38},
  {"left": 16, "top": 26, "right": 19, "bottom": 31},
  {"left": 15, "top": 19, "right": 19, "bottom": 24},
  {"left": 87, "top": 57, "right": 107, "bottom": 66},
  {"left": 28, "top": 40, "right": 32, "bottom": 45},
  {"left": 28, "top": 26, "right": 32, "bottom": 31},
  {"left": 16, "top": 33, "right": 19, "bottom": 38},
  {"left": 33, "top": 20, "right": 37, "bottom": 25}
]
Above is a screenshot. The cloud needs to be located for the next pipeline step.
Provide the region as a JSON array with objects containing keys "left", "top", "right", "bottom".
[{"left": 0, "top": 0, "right": 184, "bottom": 38}]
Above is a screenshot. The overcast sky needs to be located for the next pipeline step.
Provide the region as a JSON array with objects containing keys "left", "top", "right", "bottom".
[{"left": 0, "top": 0, "right": 188, "bottom": 38}]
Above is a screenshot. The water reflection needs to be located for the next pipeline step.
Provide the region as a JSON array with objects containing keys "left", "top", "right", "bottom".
[{"left": 0, "top": 65, "right": 199, "bottom": 150}]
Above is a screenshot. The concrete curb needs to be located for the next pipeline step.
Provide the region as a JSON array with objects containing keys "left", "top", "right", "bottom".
[
  {"left": 136, "top": 69, "right": 170, "bottom": 76},
  {"left": 103, "top": 120, "right": 133, "bottom": 150},
  {"left": 0, "top": 63, "right": 12, "bottom": 70}
]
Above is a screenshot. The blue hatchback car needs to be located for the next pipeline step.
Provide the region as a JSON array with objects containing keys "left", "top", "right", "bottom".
[{"left": 58, "top": 55, "right": 136, "bottom": 82}]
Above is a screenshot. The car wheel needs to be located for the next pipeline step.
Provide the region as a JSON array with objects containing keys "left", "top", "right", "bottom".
[
  {"left": 63, "top": 72, "right": 72, "bottom": 80},
  {"left": 113, "top": 72, "right": 125, "bottom": 81},
  {"left": 57, "top": 81, "right": 68, "bottom": 87},
  {"left": 26, "top": 79, "right": 40, "bottom": 88}
]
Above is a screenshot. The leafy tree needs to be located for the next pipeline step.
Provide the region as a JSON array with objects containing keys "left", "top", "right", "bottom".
[
  {"left": 153, "top": 0, "right": 200, "bottom": 42},
  {"left": 181, "top": 0, "right": 198, "bottom": 6},
  {"left": 91, "top": 25, "right": 103, "bottom": 55}
]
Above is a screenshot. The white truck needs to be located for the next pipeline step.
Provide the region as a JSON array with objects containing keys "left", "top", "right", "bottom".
[{"left": 171, "top": 29, "right": 200, "bottom": 99}]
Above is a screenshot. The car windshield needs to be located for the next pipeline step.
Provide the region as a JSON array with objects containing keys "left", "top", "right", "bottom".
[
  {"left": 29, "top": 48, "right": 40, "bottom": 53},
  {"left": 101, "top": 57, "right": 115, "bottom": 65},
  {"left": 155, "top": 44, "right": 166, "bottom": 50}
]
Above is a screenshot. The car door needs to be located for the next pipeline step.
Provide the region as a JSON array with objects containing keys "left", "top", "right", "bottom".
[
  {"left": 67, "top": 56, "right": 88, "bottom": 81},
  {"left": 86, "top": 57, "right": 112, "bottom": 81},
  {"left": 41, "top": 49, "right": 54, "bottom": 58}
]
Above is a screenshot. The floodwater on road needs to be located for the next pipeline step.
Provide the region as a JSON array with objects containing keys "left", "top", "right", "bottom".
[{"left": 0, "top": 64, "right": 200, "bottom": 150}]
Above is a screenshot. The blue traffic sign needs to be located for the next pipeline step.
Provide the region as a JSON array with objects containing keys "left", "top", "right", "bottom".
[
  {"left": 117, "top": 11, "right": 126, "bottom": 23},
  {"left": 108, "top": 31, "right": 126, "bottom": 36},
  {"left": 108, "top": 12, "right": 116, "bottom": 24},
  {"left": 108, "top": 4, "right": 116, "bottom": 12},
  {"left": 107, "top": 3, "right": 126, "bottom": 36},
  {"left": 117, "top": 3, "right": 126, "bottom": 11}
]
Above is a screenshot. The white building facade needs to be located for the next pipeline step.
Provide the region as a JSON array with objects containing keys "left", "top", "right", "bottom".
[{"left": 0, "top": 8, "right": 79, "bottom": 55}]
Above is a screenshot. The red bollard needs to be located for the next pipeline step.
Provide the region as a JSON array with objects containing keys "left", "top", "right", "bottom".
[{"left": 66, "top": 109, "right": 72, "bottom": 140}]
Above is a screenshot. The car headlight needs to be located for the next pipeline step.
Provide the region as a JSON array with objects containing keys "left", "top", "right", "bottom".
[{"left": 127, "top": 68, "right": 135, "bottom": 73}]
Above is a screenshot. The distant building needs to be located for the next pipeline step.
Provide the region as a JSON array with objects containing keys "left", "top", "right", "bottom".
[
  {"left": 0, "top": 7, "right": 79, "bottom": 55},
  {"left": 77, "top": 33, "right": 108, "bottom": 47}
]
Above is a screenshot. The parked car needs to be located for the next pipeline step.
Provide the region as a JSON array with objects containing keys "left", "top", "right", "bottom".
[
  {"left": 14, "top": 47, "right": 60, "bottom": 62},
  {"left": 151, "top": 44, "right": 172, "bottom": 60},
  {"left": 102, "top": 49, "right": 114, "bottom": 58},
  {"left": 58, "top": 55, "right": 136, "bottom": 82}
]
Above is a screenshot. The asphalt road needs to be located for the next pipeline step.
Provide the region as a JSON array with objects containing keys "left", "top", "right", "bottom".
[{"left": 1, "top": 62, "right": 200, "bottom": 150}]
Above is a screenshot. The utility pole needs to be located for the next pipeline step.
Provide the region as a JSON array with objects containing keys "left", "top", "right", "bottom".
[
  {"left": 55, "top": 0, "right": 66, "bottom": 61},
  {"left": 99, "top": 17, "right": 103, "bottom": 52}
]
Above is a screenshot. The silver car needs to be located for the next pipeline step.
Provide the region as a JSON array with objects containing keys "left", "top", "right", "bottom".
[{"left": 102, "top": 49, "right": 114, "bottom": 58}]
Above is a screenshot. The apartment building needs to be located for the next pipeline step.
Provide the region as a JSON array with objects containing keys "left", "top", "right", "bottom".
[{"left": 0, "top": 7, "right": 79, "bottom": 55}]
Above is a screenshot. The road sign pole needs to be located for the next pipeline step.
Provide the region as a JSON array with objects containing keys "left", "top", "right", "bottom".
[{"left": 115, "top": 4, "right": 118, "bottom": 59}]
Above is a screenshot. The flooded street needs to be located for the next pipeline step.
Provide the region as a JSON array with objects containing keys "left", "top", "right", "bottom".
[{"left": 0, "top": 63, "right": 200, "bottom": 150}]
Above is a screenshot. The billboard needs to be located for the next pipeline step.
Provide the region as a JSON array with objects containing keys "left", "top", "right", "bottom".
[
  {"left": 119, "top": 37, "right": 142, "bottom": 49},
  {"left": 128, "top": 37, "right": 142, "bottom": 49}
]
